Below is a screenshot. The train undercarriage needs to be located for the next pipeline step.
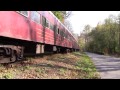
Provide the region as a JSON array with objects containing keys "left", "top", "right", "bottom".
[
  {"left": 0, "top": 45, "right": 24, "bottom": 63},
  {"left": 0, "top": 36, "right": 79, "bottom": 63}
]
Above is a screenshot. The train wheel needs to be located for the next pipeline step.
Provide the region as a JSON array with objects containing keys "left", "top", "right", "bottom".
[
  {"left": 10, "top": 54, "right": 16, "bottom": 62},
  {"left": 10, "top": 50, "right": 17, "bottom": 62},
  {"left": 16, "top": 52, "right": 24, "bottom": 61}
]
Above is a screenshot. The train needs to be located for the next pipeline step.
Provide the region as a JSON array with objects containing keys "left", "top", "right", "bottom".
[{"left": 0, "top": 11, "right": 80, "bottom": 63}]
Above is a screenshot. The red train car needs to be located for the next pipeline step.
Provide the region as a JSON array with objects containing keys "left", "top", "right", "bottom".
[{"left": 0, "top": 11, "right": 79, "bottom": 63}]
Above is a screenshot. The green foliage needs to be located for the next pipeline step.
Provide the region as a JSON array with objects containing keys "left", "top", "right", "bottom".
[
  {"left": 78, "top": 24, "right": 91, "bottom": 52},
  {"left": 52, "top": 11, "right": 64, "bottom": 22},
  {"left": 74, "top": 52, "right": 100, "bottom": 78},
  {"left": 78, "top": 35, "right": 85, "bottom": 52},
  {"left": 3, "top": 73, "right": 14, "bottom": 79},
  {"left": 35, "top": 68, "right": 42, "bottom": 73},
  {"left": 24, "top": 65, "right": 30, "bottom": 70},
  {"left": 59, "top": 68, "right": 65, "bottom": 75},
  {"left": 84, "top": 14, "right": 120, "bottom": 55}
]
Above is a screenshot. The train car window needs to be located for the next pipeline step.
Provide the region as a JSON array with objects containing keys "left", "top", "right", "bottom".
[
  {"left": 54, "top": 25, "right": 57, "bottom": 33},
  {"left": 50, "top": 23, "right": 54, "bottom": 30},
  {"left": 65, "top": 33, "right": 66, "bottom": 38},
  {"left": 67, "top": 36, "right": 69, "bottom": 40},
  {"left": 42, "top": 16, "right": 46, "bottom": 27},
  {"left": 46, "top": 19, "right": 49, "bottom": 28},
  {"left": 57, "top": 28, "right": 60, "bottom": 34},
  {"left": 64, "top": 33, "right": 66, "bottom": 38},
  {"left": 62, "top": 31, "right": 64, "bottom": 36},
  {"left": 55, "top": 26, "right": 57, "bottom": 32},
  {"left": 31, "top": 11, "right": 40, "bottom": 24},
  {"left": 63, "top": 33, "right": 65, "bottom": 38},
  {"left": 66, "top": 34, "right": 68, "bottom": 38},
  {"left": 60, "top": 31, "right": 62, "bottom": 36},
  {"left": 62, "top": 31, "right": 64, "bottom": 37},
  {"left": 17, "top": 11, "right": 28, "bottom": 17}
]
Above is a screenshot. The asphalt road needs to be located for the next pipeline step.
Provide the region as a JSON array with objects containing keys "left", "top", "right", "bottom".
[{"left": 85, "top": 52, "right": 120, "bottom": 79}]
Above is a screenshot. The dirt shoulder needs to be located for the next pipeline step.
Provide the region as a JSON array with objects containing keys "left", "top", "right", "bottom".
[{"left": 0, "top": 52, "right": 100, "bottom": 79}]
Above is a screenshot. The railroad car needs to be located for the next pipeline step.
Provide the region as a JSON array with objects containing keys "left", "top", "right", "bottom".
[{"left": 0, "top": 11, "right": 79, "bottom": 63}]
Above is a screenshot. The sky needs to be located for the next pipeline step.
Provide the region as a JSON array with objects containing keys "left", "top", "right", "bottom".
[{"left": 68, "top": 11, "right": 120, "bottom": 35}]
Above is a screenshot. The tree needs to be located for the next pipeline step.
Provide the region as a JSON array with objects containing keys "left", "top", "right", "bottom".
[
  {"left": 85, "top": 13, "right": 120, "bottom": 55},
  {"left": 78, "top": 33, "right": 86, "bottom": 52},
  {"left": 52, "top": 11, "right": 72, "bottom": 23},
  {"left": 52, "top": 11, "right": 76, "bottom": 41},
  {"left": 64, "top": 19, "right": 73, "bottom": 33},
  {"left": 117, "top": 14, "right": 120, "bottom": 53},
  {"left": 52, "top": 11, "right": 64, "bottom": 22},
  {"left": 83, "top": 25, "right": 91, "bottom": 51},
  {"left": 83, "top": 25, "right": 91, "bottom": 33},
  {"left": 61, "top": 11, "right": 72, "bottom": 19}
]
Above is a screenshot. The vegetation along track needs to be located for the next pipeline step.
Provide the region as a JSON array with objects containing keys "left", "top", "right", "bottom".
[{"left": 0, "top": 52, "right": 100, "bottom": 79}]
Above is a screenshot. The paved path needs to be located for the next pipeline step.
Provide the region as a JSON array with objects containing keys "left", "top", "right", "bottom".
[{"left": 85, "top": 52, "right": 120, "bottom": 79}]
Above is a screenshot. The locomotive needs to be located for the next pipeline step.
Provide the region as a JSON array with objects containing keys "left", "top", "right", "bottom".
[{"left": 0, "top": 11, "right": 79, "bottom": 63}]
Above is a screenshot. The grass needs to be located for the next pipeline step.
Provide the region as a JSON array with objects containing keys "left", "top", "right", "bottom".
[
  {"left": 0, "top": 52, "right": 100, "bottom": 79},
  {"left": 59, "top": 68, "right": 65, "bottom": 75},
  {"left": 74, "top": 52, "right": 100, "bottom": 78},
  {"left": 2, "top": 73, "right": 14, "bottom": 79}
]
